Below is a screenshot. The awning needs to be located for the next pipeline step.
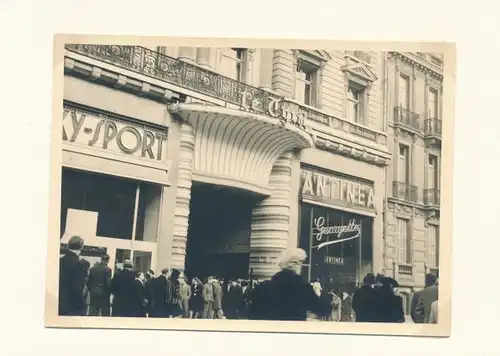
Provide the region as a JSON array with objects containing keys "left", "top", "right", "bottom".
[{"left": 169, "top": 103, "right": 314, "bottom": 196}]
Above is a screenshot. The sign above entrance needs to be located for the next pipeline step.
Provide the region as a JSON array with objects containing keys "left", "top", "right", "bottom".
[
  {"left": 63, "top": 106, "right": 168, "bottom": 161},
  {"left": 301, "top": 169, "right": 375, "bottom": 209},
  {"left": 240, "top": 90, "right": 307, "bottom": 130}
]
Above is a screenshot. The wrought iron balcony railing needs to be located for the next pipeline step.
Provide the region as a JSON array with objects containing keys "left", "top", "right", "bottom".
[
  {"left": 424, "top": 189, "right": 440, "bottom": 206},
  {"left": 392, "top": 181, "right": 418, "bottom": 203},
  {"left": 398, "top": 264, "right": 413, "bottom": 276},
  {"left": 394, "top": 106, "right": 420, "bottom": 131},
  {"left": 64, "top": 44, "right": 387, "bottom": 145},
  {"left": 424, "top": 119, "right": 442, "bottom": 137}
]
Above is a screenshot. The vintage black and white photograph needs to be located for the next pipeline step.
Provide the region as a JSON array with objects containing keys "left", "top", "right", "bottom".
[{"left": 45, "top": 37, "right": 454, "bottom": 336}]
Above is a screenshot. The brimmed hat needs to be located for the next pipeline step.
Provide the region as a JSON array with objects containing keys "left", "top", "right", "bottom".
[{"left": 123, "top": 259, "right": 133, "bottom": 268}]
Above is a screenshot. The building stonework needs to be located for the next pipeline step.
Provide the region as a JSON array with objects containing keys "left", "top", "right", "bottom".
[{"left": 59, "top": 45, "right": 442, "bottom": 289}]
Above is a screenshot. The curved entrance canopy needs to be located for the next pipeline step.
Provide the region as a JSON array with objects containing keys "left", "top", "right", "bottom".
[{"left": 169, "top": 103, "right": 314, "bottom": 196}]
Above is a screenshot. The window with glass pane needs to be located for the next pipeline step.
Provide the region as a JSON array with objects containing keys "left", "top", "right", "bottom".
[
  {"left": 398, "top": 144, "right": 409, "bottom": 183},
  {"left": 60, "top": 168, "right": 162, "bottom": 242},
  {"left": 347, "top": 83, "right": 365, "bottom": 123},
  {"left": 295, "top": 59, "right": 318, "bottom": 106},
  {"left": 428, "top": 225, "right": 438, "bottom": 267},
  {"left": 428, "top": 155, "right": 438, "bottom": 189},
  {"left": 219, "top": 48, "right": 245, "bottom": 81},
  {"left": 399, "top": 75, "right": 410, "bottom": 109},
  {"left": 397, "top": 218, "right": 410, "bottom": 263},
  {"left": 428, "top": 88, "right": 438, "bottom": 119}
]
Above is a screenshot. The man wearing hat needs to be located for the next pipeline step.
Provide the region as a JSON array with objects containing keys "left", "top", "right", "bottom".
[
  {"left": 87, "top": 254, "right": 112, "bottom": 316},
  {"left": 110, "top": 259, "right": 135, "bottom": 317},
  {"left": 59, "top": 235, "right": 88, "bottom": 316}
]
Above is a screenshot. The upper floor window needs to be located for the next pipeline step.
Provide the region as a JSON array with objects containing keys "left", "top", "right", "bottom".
[
  {"left": 427, "top": 225, "right": 439, "bottom": 267},
  {"left": 398, "top": 144, "right": 410, "bottom": 184},
  {"left": 397, "top": 218, "right": 411, "bottom": 264},
  {"left": 427, "top": 154, "right": 439, "bottom": 189},
  {"left": 347, "top": 82, "right": 366, "bottom": 124},
  {"left": 399, "top": 74, "right": 410, "bottom": 110},
  {"left": 428, "top": 88, "right": 439, "bottom": 119},
  {"left": 219, "top": 48, "right": 247, "bottom": 82},
  {"left": 295, "top": 57, "right": 319, "bottom": 107}
]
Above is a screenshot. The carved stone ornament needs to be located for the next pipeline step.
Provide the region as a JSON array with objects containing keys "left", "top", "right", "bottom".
[{"left": 342, "top": 61, "right": 378, "bottom": 84}]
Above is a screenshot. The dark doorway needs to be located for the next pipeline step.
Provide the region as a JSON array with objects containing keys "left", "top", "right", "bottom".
[{"left": 184, "top": 183, "right": 261, "bottom": 282}]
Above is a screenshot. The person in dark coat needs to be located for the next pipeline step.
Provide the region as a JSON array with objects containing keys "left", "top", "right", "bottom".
[
  {"left": 352, "top": 273, "right": 377, "bottom": 322},
  {"left": 373, "top": 277, "right": 405, "bottom": 323},
  {"left": 87, "top": 254, "right": 112, "bottom": 316},
  {"left": 144, "top": 270, "right": 155, "bottom": 316},
  {"left": 410, "top": 273, "right": 438, "bottom": 323},
  {"left": 223, "top": 280, "right": 243, "bottom": 319},
  {"left": 189, "top": 277, "right": 204, "bottom": 319},
  {"left": 59, "top": 236, "right": 88, "bottom": 316},
  {"left": 167, "top": 269, "right": 182, "bottom": 318},
  {"left": 249, "top": 248, "right": 331, "bottom": 321},
  {"left": 131, "top": 271, "right": 147, "bottom": 317},
  {"left": 148, "top": 268, "right": 169, "bottom": 318},
  {"left": 111, "top": 260, "right": 135, "bottom": 317}
]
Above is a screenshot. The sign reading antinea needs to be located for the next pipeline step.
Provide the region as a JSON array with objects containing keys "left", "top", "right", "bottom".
[
  {"left": 63, "top": 107, "right": 167, "bottom": 161},
  {"left": 313, "top": 216, "right": 361, "bottom": 250},
  {"left": 301, "top": 169, "right": 375, "bottom": 209},
  {"left": 240, "top": 91, "right": 307, "bottom": 130}
]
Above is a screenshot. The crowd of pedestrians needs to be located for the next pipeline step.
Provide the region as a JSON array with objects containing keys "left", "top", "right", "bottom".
[{"left": 59, "top": 235, "right": 438, "bottom": 324}]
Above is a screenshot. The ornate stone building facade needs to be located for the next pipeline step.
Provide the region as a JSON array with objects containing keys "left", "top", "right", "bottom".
[
  {"left": 60, "top": 45, "right": 399, "bottom": 288},
  {"left": 382, "top": 52, "right": 443, "bottom": 310}
]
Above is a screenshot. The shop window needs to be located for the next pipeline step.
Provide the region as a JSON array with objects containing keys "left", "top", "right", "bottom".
[
  {"left": 298, "top": 203, "right": 373, "bottom": 285},
  {"left": 295, "top": 57, "right": 319, "bottom": 107},
  {"left": 60, "top": 168, "right": 161, "bottom": 242},
  {"left": 219, "top": 48, "right": 247, "bottom": 82}
]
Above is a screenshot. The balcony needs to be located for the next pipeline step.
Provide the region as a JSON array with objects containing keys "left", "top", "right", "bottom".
[
  {"left": 394, "top": 106, "right": 420, "bottom": 133},
  {"left": 424, "top": 119, "right": 442, "bottom": 148},
  {"left": 424, "top": 189, "right": 440, "bottom": 206},
  {"left": 392, "top": 181, "right": 418, "bottom": 203},
  {"left": 392, "top": 262, "right": 415, "bottom": 285},
  {"left": 64, "top": 44, "right": 387, "bottom": 147}
]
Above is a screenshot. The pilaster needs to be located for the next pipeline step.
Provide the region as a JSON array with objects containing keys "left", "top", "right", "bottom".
[
  {"left": 249, "top": 152, "right": 293, "bottom": 279},
  {"left": 170, "top": 123, "right": 195, "bottom": 270}
]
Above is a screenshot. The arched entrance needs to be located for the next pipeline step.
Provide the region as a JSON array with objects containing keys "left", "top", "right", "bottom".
[{"left": 169, "top": 103, "right": 314, "bottom": 279}]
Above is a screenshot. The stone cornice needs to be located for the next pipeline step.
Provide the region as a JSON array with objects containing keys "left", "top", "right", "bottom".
[
  {"left": 64, "top": 55, "right": 181, "bottom": 104},
  {"left": 386, "top": 197, "right": 427, "bottom": 218},
  {"left": 312, "top": 131, "right": 391, "bottom": 167},
  {"left": 390, "top": 52, "right": 443, "bottom": 80}
]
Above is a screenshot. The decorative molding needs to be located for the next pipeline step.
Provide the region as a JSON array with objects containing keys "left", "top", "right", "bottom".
[
  {"left": 341, "top": 61, "right": 378, "bottom": 84},
  {"left": 169, "top": 103, "right": 313, "bottom": 196},
  {"left": 313, "top": 135, "right": 390, "bottom": 167},
  {"left": 250, "top": 152, "right": 293, "bottom": 279},
  {"left": 296, "top": 49, "right": 332, "bottom": 63},
  {"left": 64, "top": 57, "right": 180, "bottom": 104},
  {"left": 170, "top": 123, "right": 195, "bottom": 271},
  {"left": 390, "top": 52, "right": 443, "bottom": 80}
]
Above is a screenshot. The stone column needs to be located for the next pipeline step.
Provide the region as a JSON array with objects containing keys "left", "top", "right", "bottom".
[
  {"left": 170, "top": 123, "right": 195, "bottom": 271},
  {"left": 249, "top": 152, "right": 293, "bottom": 279},
  {"left": 196, "top": 48, "right": 212, "bottom": 69},
  {"left": 178, "top": 47, "right": 196, "bottom": 64},
  {"left": 258, "top": 48, "right": 274, "bottom": 91}
]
